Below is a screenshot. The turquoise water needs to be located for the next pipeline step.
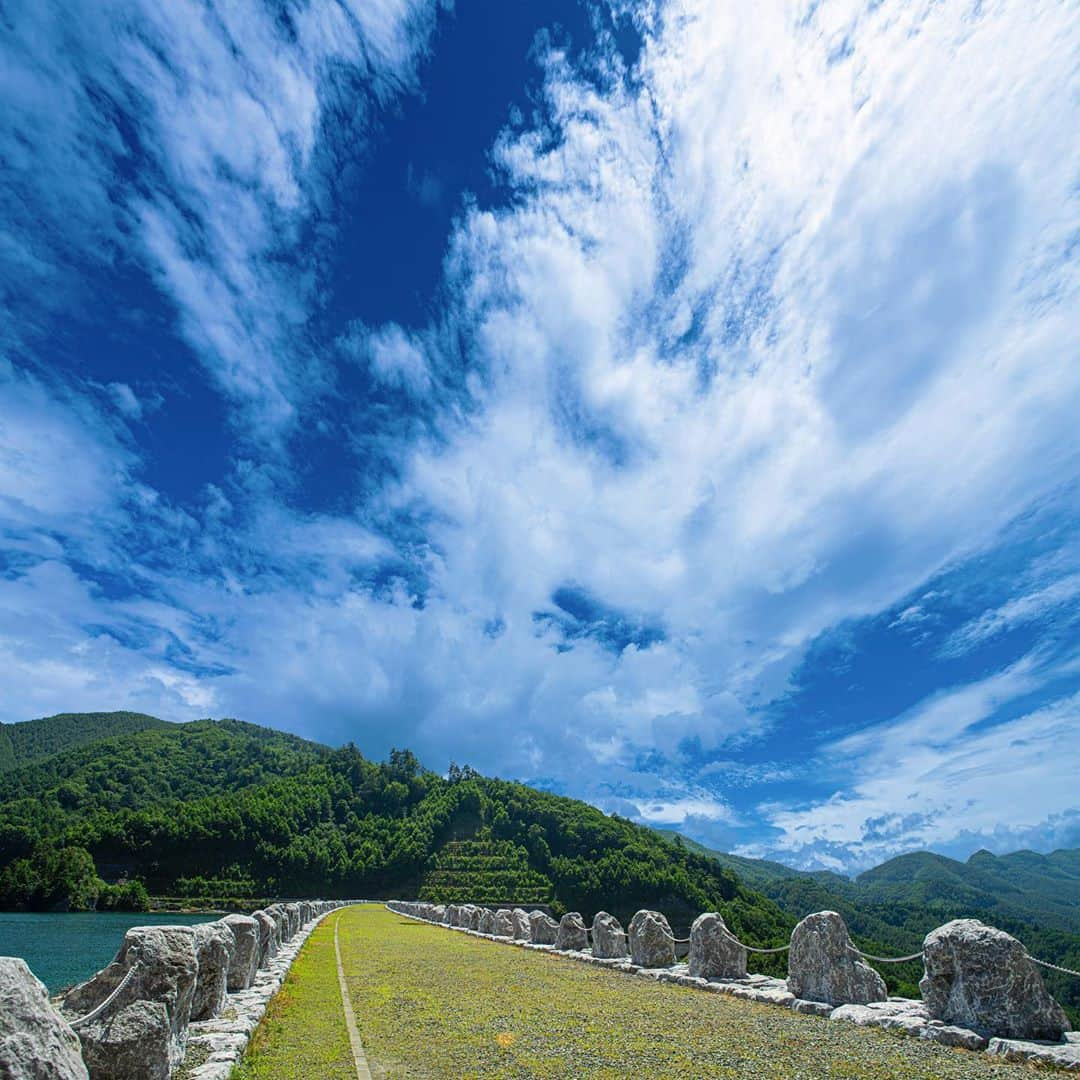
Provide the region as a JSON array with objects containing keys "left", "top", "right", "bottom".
[{"left": 0, "top": 912, "right": 214, "bottom": 993}]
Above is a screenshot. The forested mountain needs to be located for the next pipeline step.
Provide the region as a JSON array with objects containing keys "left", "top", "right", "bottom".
[
  {"left": 0, "top": 714, "right": 790, "bottom": 957},
  {"left": 0, "top": 712, "right": 170, "bottom": 772},
  {"left": 657, "top": 831, "right": 1080, "bottom": 1023},
  {"left": 0, "top": 711, "right": 1075, "bottom": 1021}
]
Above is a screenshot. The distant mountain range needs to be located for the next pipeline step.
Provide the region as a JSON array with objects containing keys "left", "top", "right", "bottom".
[
  {"left": 655, "top": 829, "right": 1080, "bottom": 935},
  {"left": 0, "top": 711, "right": 1075, "bottom": 1023}
]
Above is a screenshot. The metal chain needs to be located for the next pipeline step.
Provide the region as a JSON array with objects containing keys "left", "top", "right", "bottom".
[
  {"left": 68, "top": 964, "right": 139, "bottom": 1029},
  {"left": 409, "top": 905, "right": 1080, "bottom": 978},
  {"left": 846, "top": 945, "right": 923, "bottom": 964},
  {"left": 1030, "top": 956, "right": 1080, "bottom": 978}
]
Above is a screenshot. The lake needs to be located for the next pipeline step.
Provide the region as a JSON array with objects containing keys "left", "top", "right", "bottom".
[{"left": 0, "top": 911, "right": 215, "bottom": 993}]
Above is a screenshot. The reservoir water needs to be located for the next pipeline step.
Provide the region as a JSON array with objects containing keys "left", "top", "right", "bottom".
[{"left": 0, "top": 911, "right": 214, "bottom": 993}]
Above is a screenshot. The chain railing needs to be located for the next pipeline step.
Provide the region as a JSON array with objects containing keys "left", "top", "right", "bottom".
[{"left": 68, "top": 963, "right": 139, "bottom": 1030}]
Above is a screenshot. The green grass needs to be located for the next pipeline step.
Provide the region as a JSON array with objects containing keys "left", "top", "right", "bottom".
[
  {"left": 231, "top": 911, "right": 356, "bottom": 1080},
  {"left": 240, "top": 904, "right": 1043, "bottom": 1079}
]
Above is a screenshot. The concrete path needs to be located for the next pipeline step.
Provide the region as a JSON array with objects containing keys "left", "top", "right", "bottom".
[{"left": 335, "top": 913, "right": 373, "bottom": 1080}]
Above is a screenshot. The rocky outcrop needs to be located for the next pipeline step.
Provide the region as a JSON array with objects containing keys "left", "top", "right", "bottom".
[
  {"left": 529, "top": 910, "right": 559, "bottom": 945},
  {"left": 590, "top": 911, "right": 628, "bottom": 959},
  {"left": 221, "top": 915, "right": 261, "bottom": 991},
  {"left": 78, "top": 1002, "right": 171, "bottom": 1080},
  {"left": 787, "top": 911, "right": 886, "bottom": 1007},
  {"left": 512, "top": 909, "right": 532, "bottom": 940},
  {"left": 688, "top": 912, "right": 746, "bottom": 980},
  {"left": 191, "top": 922, "right": 233, "bottom": 1021},
  {"left": 555, "top": 912, "right": 588, "bottom": 952},
  {"left": 493, "top": 909, "right": 515, "bottom": 937},
  {"left": 0, "top": 957, "right": 88, "bottom": 1080},
  {"left": 628, "top": 910, "right": 675, "bottom": 968},
  {"left": 921, "top": 919, "right": 1069, "bottom": 1040},
  {"left": 61, "top": 924, "right": 198, "bottom": 1071}
]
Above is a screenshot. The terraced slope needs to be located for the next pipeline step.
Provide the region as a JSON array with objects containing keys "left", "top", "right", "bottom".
[{"left": 419, "top": 837, "right": 554, "bottom": 905}]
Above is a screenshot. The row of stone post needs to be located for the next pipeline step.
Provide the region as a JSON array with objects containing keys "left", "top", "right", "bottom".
[
  {"left": 389, "top": 901, "right": 1071, "bottom": 1042},
  {"left": 0, "top": 900, "right": 349, "bottom": 1080}
]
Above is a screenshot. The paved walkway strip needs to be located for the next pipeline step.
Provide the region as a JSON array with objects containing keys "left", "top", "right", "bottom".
[{"left": 335, "top": 912, "right": 373, "bottom": 1080}]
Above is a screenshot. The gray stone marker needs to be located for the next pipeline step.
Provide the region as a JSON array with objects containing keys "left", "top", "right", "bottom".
[
  {"left": 590, "top": 911, "right": 628, "bottom": 959},
  {"left": 252, "top": 910, "right": 278, "bottom": 963},
  {"left": 82, "top": 1001, "right": 171, "bottom": 1080},
  {"left": 0, "top": 956, "right": 88, "bottom": 1080},
  {"left": 191, "top": 921, "right": 233, "bottom": 1021},
  {"left": 62, "top": 924, "right": 199, "bottom": 1074},
  {"left": 221, "top": 914, "right": 261, "bottom": 991},
  {"left": 787, "top": 911, "right": 886, "bottom": 1007},
  {"left": 628, "top": 910, "right": 675, "bottom": 968},
  {"left": 528, "top": 910, "right": 559, "bottom": 944},
  {"left": 479, "top": 908, "right": 497, "bottom": 934},
  {"left": 688, "top": 912, "right": 747, "bottom": 980},
  {"left": 512, "top": 908, "right": 532, "bottom": 940},
  {"left": 493, "top": 909, "right": 515, "bottom": 937},
  {"left": 556, "top": 912, "right": 588, "bottom": 951},
  {"left": 921, "top": 919, "right": 1069, "bottom": 1041}
]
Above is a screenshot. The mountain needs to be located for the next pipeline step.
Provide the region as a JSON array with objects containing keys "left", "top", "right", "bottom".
[
  {"left": 856, "top": 848, "right": 1080, "bottom": 932},
  {"left": 0, "top": 711, "right": 1074, "bottom": 1023},
  {"left": 656, "top": 831, "right": 1080, "bottom": 1024},
  {"left": 0, "top": 713, "right": 791, "bottom": 962},
  {"left": 0, "top": 711, "right": 171, "bottom": 772}
]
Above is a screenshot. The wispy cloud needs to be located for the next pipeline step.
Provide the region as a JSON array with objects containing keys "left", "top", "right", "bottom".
[{"left": 0, "top": 0, "right": 1077, "bottom": 871}]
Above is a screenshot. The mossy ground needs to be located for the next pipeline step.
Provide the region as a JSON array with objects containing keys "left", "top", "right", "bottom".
[
  {"left": 231, "top": 911, "right": 356, "bottom": 1080},
  {"left": 237, "top": 905, "right": 1038, "bottom": 1079}
]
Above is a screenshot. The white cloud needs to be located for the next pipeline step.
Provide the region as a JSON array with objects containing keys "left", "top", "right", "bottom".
[
  {"left": 944, "top": 572, "right": 1080, "bottom": 657},
  {"left": 0, "top": 0, "right": 440, "bottom": 433},
  {"left": 755, "top": 659, "right": 1080, "bottom": 870},
  {"left": 0, "top": 0, "right": 1077, "bottom": 870}
]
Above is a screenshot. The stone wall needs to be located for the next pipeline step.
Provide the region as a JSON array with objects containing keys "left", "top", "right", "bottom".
[{"left": 4, "top": 900, "right": 353, "bottom": 1080}]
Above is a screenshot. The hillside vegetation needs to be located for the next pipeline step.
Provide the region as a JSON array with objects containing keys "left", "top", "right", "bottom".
[
  {"left": 0, "top": 712, "right": 1075, "bottom": 1021},
  {"left": 0, "top": 711, "right": 170, "bottom": 772},
  {"left": 658, "top": 831, "right": 1080, "bottom": 1025}
]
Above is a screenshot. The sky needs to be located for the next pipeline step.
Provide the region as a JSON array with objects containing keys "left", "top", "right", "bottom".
[{"left": 0, "top": 0, "right": 1077, "bottom": 875}]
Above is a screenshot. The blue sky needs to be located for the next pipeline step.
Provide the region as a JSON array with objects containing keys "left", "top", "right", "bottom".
[{"left": 1, "top": 0, "right": 1077, "bottom": 873}]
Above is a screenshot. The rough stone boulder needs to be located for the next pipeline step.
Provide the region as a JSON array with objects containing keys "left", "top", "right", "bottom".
[
  {"left": 191, "top": 921, "right": 233, "bottom": 1020},
  {"left": 221, "top": 915, "right": 260, "bottom": 991},
  {"left": 286, "top": 903, "right": 302, "bottom": 935},
  {"left": 77, "top": 1001, "right": 171, "bottom": 1080},
  {"left": 512, "top": 909, "right": 532, "bottom": 940},
  {"left": 555, "top": 912, "right": 588, "bottom": 952},
  {"left": 0, "top": 957, "right": 88, "bottom": 1080},
  {"left": 61, "top": 925, "right": 198, "bottom": 1070},
  {"left": 466, "top": 905, "right": 483, "bottom": 930},
  {"left": 529, "top": 911, "right": 559, "bottom": 945},
  {"left": 628, "top": 910, "right": 675, "bottom": 968},
  {"left": 479, "top": 909, "right": 496, "bottom": 934},
  {"left": 252, "top": 910, "right": 278, "bottom": 963},
  {"left": 688, "top": 912, "right": 747, "bottom": 980},
  {"left": 493, "top": 909, "right": 515, "bottom": 937},
  {"left": 590, "top": 911, "right": 628, "bottom": 959},
  {"left": 920, "top": 919, "right": 1069, "bottom": 1041},
  {"left": 787, "top": 911, "right": 886, "bottom": 1007}
]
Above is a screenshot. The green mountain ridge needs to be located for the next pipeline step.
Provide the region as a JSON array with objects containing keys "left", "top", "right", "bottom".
[
  {"left": 0, "top": 711, "right": 171, "bottom": 772},
  {"left": 0, "top": 712, "right": 1075, "bottom": 1023},
  {"left": 655, "top": 829, "right": 1080, "bottom": 1024}
]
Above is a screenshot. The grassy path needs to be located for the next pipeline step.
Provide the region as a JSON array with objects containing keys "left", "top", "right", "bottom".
[
  {"left": 232, "top": 910, "right": 358, "bottom": 1080},
  {"left": 236, "top": 905, "right": 1034, "bottom": 1079}
]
